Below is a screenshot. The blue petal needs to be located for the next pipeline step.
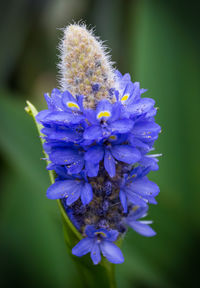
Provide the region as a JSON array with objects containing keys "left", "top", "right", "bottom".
[
  {"left": 122, "top": 82, "right": 140, "bottom": 105},
  {"left": 126, "top": 188, "right": 148, "bottom": 206},
  {"left": 85, "top": 161, "right": 99, "bottom": 177},
  {"left": 120, "top": 82, "right": 139, "bottom": 105},
  {"left": 90, "top": 242, "right": 101, "bottom": 265},
  {"left": 36, "top": 110, "right": 50, "bottom": 124},
  {"left": 119, "top": 189, "right": 128, "bottom": 213},
  {"left": 127, "top": 219, "right": 156, "bottom": 237},
  {"left": 67, "top": 159, "right": 84, "bottom": 174},
  {"left": 83, "top": 125, "right": 103, "bottom": 140},
  {"left": 111, "top": 145, "right": 141, "bottom": 164},
  {"left": 66, "top": 186, "right": 81, "bottom": 205},
  {"left": 139, "top": 155, "right": 159, "bottom": 171},
  {"left": 41, "top": 111, "right": 84, "bottom": 125},
  {"left": 100, "top": 241, "right": 124, "bottom": 264},
  {"left": 127, "top": 98, "right": 155, "bottom": 115},
  {"left": 129, "top": 206, "right": 149, "bottom": 220},
  {"left": 130, "top": 177, "right": 160, "bottom": 197},
  {"left": 46, "top": 180, "right": 80, "bottom": 199},
  {"left": 109, "top": 119, "right": 133, "bottom": 134},
  {"left": 72, "top": 238, "right": 93, "bottom": 256},
  {"left": 107, "top": 230, "right": 119, "bottom": 242},
  {"left": 84, "top": 146, "right": 104, "bottom": 163},
  {"left": 50, "top": 88, "right": 65, "bottom": 110},
  {"left": 108, "top": 102, "right": 121, "bottom": 122},
  {"left": 62, "top": 90, "right": 80, "bottom": 111},
  {"left": 128, "top": 136, "right": 150, "bottom": 152},
  {"left": 44, "top": 93, "right": 54, "bottom": 110},
  {"left": 145, "top": 107, "right": 157, "bottom": 118},
  {"left": 43, "top": 128, "right": 82, "bottom": 143},
  {"left": 133, "top": 121, "right": 161, "bottom": 142},
  {"left": 49, "top": 148, "right": 82, "bottom": 165},
  {"left": 104, "top": 149, "right": 116, "bottom": 177},
  {"left": 85, "top": 225, "right": 97, "bottom": 238},
  {"left": 96, "top": 100, "right": 113, "bottom": 121},
  {"left": 81, "top": 183, "right": 93, "bottom": 205},
  {"left": 84, "top": 109, "right": 98, "bottom": 125}
]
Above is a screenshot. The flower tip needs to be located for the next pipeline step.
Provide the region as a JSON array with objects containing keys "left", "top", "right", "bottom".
[{"left": 59, "top": 23, "right": 115, "bottom": 108}]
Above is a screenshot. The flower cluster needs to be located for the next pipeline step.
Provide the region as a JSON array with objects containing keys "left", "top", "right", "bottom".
[{"left": 36, "top": 24, "right": 161, "bottom": 265}]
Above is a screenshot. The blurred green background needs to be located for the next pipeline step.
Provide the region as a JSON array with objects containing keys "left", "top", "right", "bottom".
[{"left": 0, "top": 0, "right": 200, "bottom": 287}]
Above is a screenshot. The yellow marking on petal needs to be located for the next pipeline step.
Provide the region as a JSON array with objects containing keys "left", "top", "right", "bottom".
[
  {"left": 131, "top": 174, "right": 136, "bottom": 178},
  {"left": 97, "top": 111, "right": 111, "bottom": 119},
  {"left": 67, "top": 101, "right": 80, "bottom": 110},
  {"left": 95, "top": 231, "right": 106, "bottom": 237},
  {"left": 121, "top": 94, "right": 129, "bottom": 102},
  {"left": 109, "top": 135, "right": 117, "bottom": 140}
]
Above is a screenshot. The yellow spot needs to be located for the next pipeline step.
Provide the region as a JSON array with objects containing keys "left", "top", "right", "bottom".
[
  {"left": 121, "top": 94, "right": 129, "bottom": 102},
  {"left": 109, "top": 135, "right": 117, "bottom": 140},
  {"left": 131, "top": 174, "right": 136, "bottom": 178},
  {"left": 97, "top": 111, "right": 111, "bottom": 119},
  {"left": 67, "top": 101, "right": 80, "bottom": 110},
  {"left": 95, "top": 231, "right": 106, "bottom": 237}
]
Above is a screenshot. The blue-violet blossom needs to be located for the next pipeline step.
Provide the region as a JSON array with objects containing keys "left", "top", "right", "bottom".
[{"left": 36, "top": 24, "right": 161, "bottom": 265}]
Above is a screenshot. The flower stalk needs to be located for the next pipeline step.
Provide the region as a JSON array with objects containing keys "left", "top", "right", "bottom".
[{"left": 25, "top": 23, "right": 161, "bottom": 288}]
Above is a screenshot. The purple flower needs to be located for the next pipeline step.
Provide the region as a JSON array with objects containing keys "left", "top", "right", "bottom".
[
  {"left": 72, "top": 225, "right": 124, "bottom": 265},
  {"left": 119, "top": 167, "right": 160, "bottom": 213},
  {"left": 83, "top": 99, "right": 134, "bottom": 142},
  {"left": 125, "top": 207, "right": 156, "bottom": 237},
  {"left": 35, "top": 67, "right": 161, "bottom": 265},
  {"left": 85, "top": 143, "right": 141, "bottom": 178},
  {"left": 46, "top": 174, "right": 93, "bottom": 206}
]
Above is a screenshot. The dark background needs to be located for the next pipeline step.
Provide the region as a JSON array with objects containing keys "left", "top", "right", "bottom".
[{"left": 0, "top": 0, "right": 200, "bottom": 287}]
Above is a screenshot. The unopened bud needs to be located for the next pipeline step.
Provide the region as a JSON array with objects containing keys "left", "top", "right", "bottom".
[{"left": 58, "top": 24, "right": 115, "bottom": 108}]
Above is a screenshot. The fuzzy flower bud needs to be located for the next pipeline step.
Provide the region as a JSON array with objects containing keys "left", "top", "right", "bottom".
[{"left": 59, "top": 24, "right": 115, "bottom": 108}]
